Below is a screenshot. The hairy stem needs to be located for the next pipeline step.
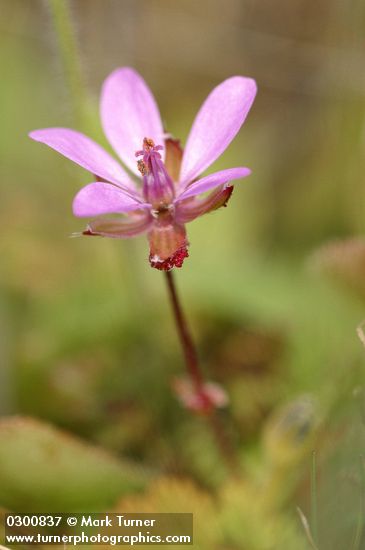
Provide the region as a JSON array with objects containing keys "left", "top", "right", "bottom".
[
  {"left": 47, "top": 0, "right": 89, "bottom": 127},
  {"left": 164, "top": 270, "right": 239, "bottom": 473}
]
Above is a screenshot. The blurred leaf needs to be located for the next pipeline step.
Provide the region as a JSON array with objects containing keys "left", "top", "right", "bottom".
[
  {"left": 219, "top": 479, "right": 308, "bottom": 550},
  {"left": 311, "top": 237, "right": 365, "bottom": 301},
  {"left": 174, "top": 419, "right": 229, "bottom": 488},
  {"left": 0, "top": 416, "right": 146, "bottom": 512},
  {"left": 114, "top": 477, "right": 218, "bottom": 550},
  {"left": 263, "top": 395, "right": 319, "bottom": 468}
]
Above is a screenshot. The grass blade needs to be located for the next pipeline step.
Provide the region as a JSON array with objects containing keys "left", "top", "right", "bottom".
[
  {"left": 351, "top": 456, "right": 364, "bottom": 550},
  {"left": 297, "top": 507, "right": 319, "bottom": 550},
  {"left": 311, "top": 450, "right": 318, "bottom": 546}
]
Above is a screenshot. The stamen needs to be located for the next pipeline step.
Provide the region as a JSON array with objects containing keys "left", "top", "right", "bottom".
[
  {"left": 143, "top": 137, "right": 155, "bottom": 151},
  {"left": 137, "top": 159, "right": 148, "bottom": 176},
  {"left": 135, "top": 137, "right": 175, "bottom": 208}
]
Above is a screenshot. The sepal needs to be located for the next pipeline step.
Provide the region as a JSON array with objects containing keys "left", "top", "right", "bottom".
[
  {"left": 148, "top": 219, "right": 189, "bottom": 270},
  {"left": 82, "top": 211, "right": 152, "bottom": 238},
  {"left": 175, "top": 185, "right": 233, "bottom": 223}
]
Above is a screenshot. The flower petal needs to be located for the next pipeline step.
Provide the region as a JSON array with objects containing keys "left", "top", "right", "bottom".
[
  {"left": 179, "top": 76, "right": 257, "bottom": 185},
  {"left": 72, "top": 182, "right": 150, "bottom": 218},
  {"left": 29, "top": 128, "right": 137, "bottom": 193},
  {"left": 176, "top": 167, "right": 251, "bottom": 201},
  {"left": 175, "top": 185, "right": 233, "bottom": 224},
  {"left": 83, "top": 211, "right": 152, "bottom": 238},
  {"left": 101, "top": 67, "right": 165, "bottom": 176}
]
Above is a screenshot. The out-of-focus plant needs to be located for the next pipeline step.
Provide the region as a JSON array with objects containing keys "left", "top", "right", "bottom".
[
  {"left": 0, "top": 416, "right": 146, "bottom": 512},
  {"left": 311, "top": 237, "right": 365, "bottom": 302}
]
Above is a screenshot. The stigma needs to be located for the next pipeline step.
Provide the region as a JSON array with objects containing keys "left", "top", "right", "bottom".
[{"left": 136, "top": 137, "right": 175, "bottom": 209}]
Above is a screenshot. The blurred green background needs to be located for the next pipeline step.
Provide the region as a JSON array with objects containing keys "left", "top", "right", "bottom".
[{"left": 1, "top": 0, "right": 365, "bottom": 548}]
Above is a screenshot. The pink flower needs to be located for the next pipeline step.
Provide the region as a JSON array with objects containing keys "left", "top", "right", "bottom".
[
  {"left": 172, "top": 377, "right": 229, "bottom": 415},
  {"left": 30, "top": 68, "right": 257, "bottom": 270}
]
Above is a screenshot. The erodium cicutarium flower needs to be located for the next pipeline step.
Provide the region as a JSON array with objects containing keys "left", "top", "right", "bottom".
[{"left": 30, "top": 68, "right": 257, "bottom": 270}]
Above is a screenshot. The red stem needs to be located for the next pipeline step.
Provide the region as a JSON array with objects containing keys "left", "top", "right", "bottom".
[
  {"left": 164, "top": 270, "right": 240, "bottom": 474},
  {"left": 164, "top": 270, "right": 204, "bottom": 392}
]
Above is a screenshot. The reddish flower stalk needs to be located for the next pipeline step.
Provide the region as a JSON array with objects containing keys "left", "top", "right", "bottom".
[
  {"left": 165, "top": 270, "right": 203, "bottom": 389},
  {"left": 165, "top": 270, "right": 239, "bottom": 473}
]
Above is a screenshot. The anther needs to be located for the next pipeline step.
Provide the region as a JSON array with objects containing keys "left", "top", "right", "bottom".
[
  {"left": 137, "top": 159, "right": 148, "bottom": 176},
  {"left": 143, "top": 137, "right": 155, "bottom": 151}
]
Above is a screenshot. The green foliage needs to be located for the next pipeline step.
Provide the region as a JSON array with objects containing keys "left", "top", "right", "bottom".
[{"left": 0, "top": 417, "right": 146, "bottom": 512}]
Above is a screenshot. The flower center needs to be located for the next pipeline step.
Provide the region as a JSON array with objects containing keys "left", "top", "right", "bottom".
[{"left": 136, "top": 138, "right": 175, "bottom": 210}]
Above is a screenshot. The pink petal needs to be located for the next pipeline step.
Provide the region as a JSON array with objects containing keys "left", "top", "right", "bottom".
[
  {"left": 83, "top": 212, "right": 152, "bottom": 238},
  {"left": 72, "top": 182, "right": 150, "bottom": 218},
  {"left": 100, "top": 67, "right": 165, "bottom": 176},
  {"left": 29, "top": 128, "right": 137, "bottom": 194},
  {"left": 176, "top": 167, "right": 251, "bottom": 201},
  {"left": 179, "top": 76, "right": 257, "bottom": 186}
]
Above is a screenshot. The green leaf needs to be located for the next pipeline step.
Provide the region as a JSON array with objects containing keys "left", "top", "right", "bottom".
[{"left": 0, "top": 416, "right": 146, "bottom": 512}]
